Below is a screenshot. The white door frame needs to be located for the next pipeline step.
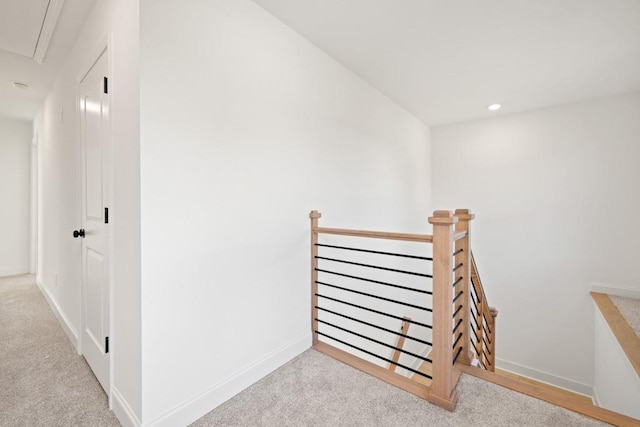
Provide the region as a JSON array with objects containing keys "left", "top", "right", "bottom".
[
  {"left": 76, "top": 35, "right": 115, "bottom": 404},
  {"left": 30, "top": 133, "right": 38, "bottom": 275}
]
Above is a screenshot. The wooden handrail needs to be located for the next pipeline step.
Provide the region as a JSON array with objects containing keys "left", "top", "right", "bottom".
[
  {"left": 310, "top": 211, "right": 433, "bottom": 404},
  {"left": 313, "top": 226, "right": 433, "bottom": 243},
  {"left": 309, "top": 209, "right": 496, "bottom": 412},
  {"left": 470, "top": 251, "right": 497, "bottom": 371},
  {"left": 591, "top": 292, "right": 640, "bottom": 377},
  {"left": 470, "top": 253, "right": 484, "bottom": 303}
]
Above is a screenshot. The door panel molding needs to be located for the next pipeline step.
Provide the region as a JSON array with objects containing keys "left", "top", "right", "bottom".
[{"left": 78, "top": 44, "right": 111, "bottom": 397}]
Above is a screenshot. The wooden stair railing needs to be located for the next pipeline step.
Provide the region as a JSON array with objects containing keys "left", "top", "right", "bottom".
[
  {"left": 470, "top": 251, "right": 498, "bottom": 371},
  {"left": 428, "top": 210, "right": 462, "bottom": 409},
  {"left": 309, "top": 209, "right": 496, "bottom": 412}
]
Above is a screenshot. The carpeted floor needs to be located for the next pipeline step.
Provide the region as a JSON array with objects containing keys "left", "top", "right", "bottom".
[
  {"left": 1, "top": 273, "right": 609, "bottom": 427},
  {"left": 0, "top": 274, "right": 120, "bottom": 426},
  {"left": 610, "top": 294, "right": 640, "bottom": 338},
  {"left": 192, "top": 349, "right": 608, "bottom": 427}
]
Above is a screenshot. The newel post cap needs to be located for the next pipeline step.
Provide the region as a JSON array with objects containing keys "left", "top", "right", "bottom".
[
  {"left": 309, "top": 210, "right": 322, "bottom": 219},
  {"left": 454, "top": 209, "right": 476, "bottom": 221},
  {"left": 428, "top": 210, "right": 458, "bottom": 225}
]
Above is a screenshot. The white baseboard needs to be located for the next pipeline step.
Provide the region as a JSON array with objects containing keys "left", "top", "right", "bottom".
[
  {"left": 591, "top": 282, "right": 640, "bottom": 299},
  {"left": 0, "top": 265, "right": 30, "bottom": 277},
  {"left": 147, "top": 334, "right": 312, "bottom": 427},
  {"left": 495, "top": 358, "right": 594, "bottom": 398},
  {"left": 592, "top": 385, "right": 601, "bottom": 407},
  {"left": 36, "top": 279, "right": 79, "bottom": 352},
  {"left": 112, "top": 386, "right": 141, "bottom": 427}
]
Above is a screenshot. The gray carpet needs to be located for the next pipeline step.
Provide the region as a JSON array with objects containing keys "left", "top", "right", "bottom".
[
  {"left": 192, "top": 349, "right": 608, "bottom": 427},
  {"left": 1, "top": 273, "right": 609, "bottom": 427},
  {"left": 0, "top": 274, "right": 120, "bottom": 426},
  {"left": 609, "top": 294, "right": 640, "bottom": 338}
]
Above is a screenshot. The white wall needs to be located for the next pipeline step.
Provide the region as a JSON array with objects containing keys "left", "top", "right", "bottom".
[
  {"left": 108, "top": 1, "right": 141, "bottom": 425},
  {"left": 33, "top": 111, "right": 44, "bottom": 285},
  {"left": 0, "top": 117, "right": 31, "bottom": 276},
  {"left": 593, "top": 304, "right": 640, "bottom": 419},
  {"left": 432, "top": 92, "right": 640, "bottom": 395},
  {"left": 140, "top": 0, "right": 431, "bottom": 424},
  {"left": 30, "top": 131, "right": 38, "bottom": 274},
  {"left": 33, "top": 0, "right": 141, "bottom": 425}
]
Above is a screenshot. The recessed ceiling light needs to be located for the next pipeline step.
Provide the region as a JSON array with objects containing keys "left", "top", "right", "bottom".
[
  {"left": 488, "top": 103, "right": 501, "bottom": 111},
  {"left": 12, "top": 81, "right": 29, "bottom": 90}
]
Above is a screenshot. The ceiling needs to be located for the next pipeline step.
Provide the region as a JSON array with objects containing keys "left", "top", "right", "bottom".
[
  {"left": 0, "top": 0, "right": 95, "bottom": 121},
  {"left": 0, "top": 0, "right": 50, "bottom": 59},
  {"left": 2, "top": 1, "right": 639, "bottom": 126},
  {"left": 252, "top": 0, "right": 640, "bottom": 126}
]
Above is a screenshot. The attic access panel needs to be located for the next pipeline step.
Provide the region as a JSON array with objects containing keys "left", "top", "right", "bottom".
[{"left": 0, "top": 0, "right": 64, "bottom": 63}]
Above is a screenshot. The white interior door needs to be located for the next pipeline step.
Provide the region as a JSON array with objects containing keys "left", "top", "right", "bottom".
[{"left": 79, "top": 49, "right": 110, "bottom": 394}]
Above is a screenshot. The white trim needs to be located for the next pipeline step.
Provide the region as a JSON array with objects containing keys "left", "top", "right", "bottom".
[
  {"left": 592, "top": 385, "right": 601, "bottom": 407},
  {"left": 106, "top": 31, "right": 116, "bottom": 410},
  {"left": 30, "top": 133, "right": 38, "bottom": 275},
  {"left": 593, "top": 306, "right": 640, "bottom": 418},
  {"left": 495, "top": 358, "right": 594, "bottom": 397},
  {"left": 76, "top": 36, "right": 113, "bottom": 404},
  {"left": 33, "top": 0, "right": 65, "bottom": 63},
  {"left": 76, "top": 36, "right": 109, "bottom": 83},
  {"left": 591, "top": 282, "right": 640, "bottom": 299},
  {"left": 36, "top": 279, "right": 79, "bottom": 352},
  {"left": 0, "top": 266, "right": 30, "bottom": 277},
  {"left": 147, "top": 334, "right": 312, "bottom": 427},
  {"left": 112, "top": 386, "right": 141, "bottom": 427}
]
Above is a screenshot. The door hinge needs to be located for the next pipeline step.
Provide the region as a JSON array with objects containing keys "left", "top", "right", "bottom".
[
  {"left": 103, "top": 76, "right": 108, "bottom": 94},
  {"left": 105, "top": 337, "right": 109, "bottom": 354},
  {"left": 105, "top": 207, "right": 109, "bottom": 224}
]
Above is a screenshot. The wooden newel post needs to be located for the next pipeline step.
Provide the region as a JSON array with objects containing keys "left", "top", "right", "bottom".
[
  {"left": 454, "top": 209, "right": 475, "bottom": 366},
  {"left": 488, "top": 307, "right": 498, "bottom": 371},
  {"left": 310, "top": 210, "right": 322, "bottom": 346},
  {"left": 428, "top": 210, "right": 458, "bottom": 411}
]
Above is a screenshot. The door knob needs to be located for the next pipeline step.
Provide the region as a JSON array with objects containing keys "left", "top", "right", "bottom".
[{"left": 73, "top": 229, "right": 85, "bottom": 238}]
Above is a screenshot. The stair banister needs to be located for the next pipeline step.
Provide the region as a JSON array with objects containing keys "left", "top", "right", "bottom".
[
  {"left": 310, "top": 210, "right": 322, "bottom": 346},
  {"left": 308, "top": 208, "right": 494, "bottom": 412},
  {"left": 454, "top": 209, "right": 475, "bottom": 366},
  {"left": 489, "top": 306, "right": 498, "bottom": 368},
  {"left": 428, "top": 210, "right": 458, "bottom": 410}
]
